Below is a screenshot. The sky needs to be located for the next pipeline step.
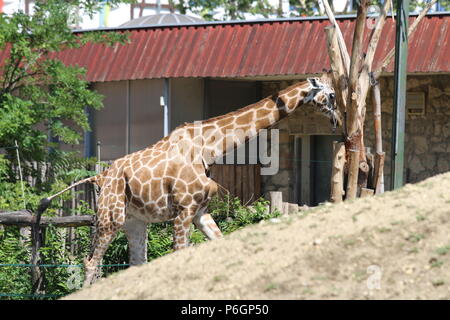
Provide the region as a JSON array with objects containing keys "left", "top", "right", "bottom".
[{"left": 0, "top": 0, "right": 444, "bottom": 29}]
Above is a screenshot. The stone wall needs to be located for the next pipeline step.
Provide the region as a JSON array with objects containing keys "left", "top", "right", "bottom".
[
  {"left": 364, "top": 75, "right": 450, "bottom": 187},
  {"left": 259, "top": 75, "right": 450, "bottom": 203},
  {"left": 259, "top": 80, "right": 339, "bottom": 202},
  {"left": 260, "top": 80, "right": 295, "bottom": 202}
]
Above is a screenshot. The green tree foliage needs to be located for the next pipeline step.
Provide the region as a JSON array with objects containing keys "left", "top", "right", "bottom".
[
  {"left": 176, "top": 0, "right": 274, "bottom": 20},
  {"left": 0, "top": 0, "right": 133, "bottom": 299},
  {"left": 175, "top": 0, "right": 445, "bottom": 21},
  {"left": 0, "top": 0, "right": 133, "bottom": 185},
  {"left": 0, "top": 196, "right": 280, "bottom": 299}
]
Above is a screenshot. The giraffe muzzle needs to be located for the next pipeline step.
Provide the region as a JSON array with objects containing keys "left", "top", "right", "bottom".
[
  {"left": 329, "top": 108, "right": 343, "bottom": 132},
  {"left": 332, "top": 108, "right": 342, "bottom": 128}
]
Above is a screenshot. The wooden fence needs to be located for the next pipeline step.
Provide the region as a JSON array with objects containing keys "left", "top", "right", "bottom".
[
  {"left": 209, "top": 164, "right": 261, "bottom": 204},
  {"left": 62, "top": 163, "right": 263, "bottom": 212}
]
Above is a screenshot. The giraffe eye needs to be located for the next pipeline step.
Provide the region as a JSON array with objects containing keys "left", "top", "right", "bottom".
[{"left": 329, "top": 93, "right": 335, "bottom": 102}]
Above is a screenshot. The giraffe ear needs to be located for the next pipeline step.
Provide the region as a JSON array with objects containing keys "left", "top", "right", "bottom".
[
  {"left": 319, "top": 72, "right": 333, "bottom": 86},
  {"left": 307, "top": 77, "right": 321, "bottom": 89}
]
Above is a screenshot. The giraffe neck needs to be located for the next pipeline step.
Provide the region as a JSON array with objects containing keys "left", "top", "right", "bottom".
[{"left": 199, "top": 80, "right": 311, "bottom": 164}]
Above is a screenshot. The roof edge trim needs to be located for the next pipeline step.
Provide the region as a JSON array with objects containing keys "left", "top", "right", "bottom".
[{"left": 73, "top": 11, "right": 450, "bottom": 33}]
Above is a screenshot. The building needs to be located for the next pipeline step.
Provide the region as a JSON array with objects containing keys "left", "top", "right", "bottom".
[
  {"left": 1, "top": 0, "right": 447, "bottom": 29},
  {"left": 50, "top": 12, "right": 449, "bottom": 206}
]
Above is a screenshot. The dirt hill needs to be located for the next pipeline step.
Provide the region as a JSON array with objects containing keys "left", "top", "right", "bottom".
[{"left": 65, "top": 172, "right": 450, "bottom": 300}]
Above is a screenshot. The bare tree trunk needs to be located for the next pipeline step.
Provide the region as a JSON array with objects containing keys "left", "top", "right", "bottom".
[
  {"left": 346, "top": 0, "right": 369, "bottom": 188},
  {"left": 330, "top": 141, "right": 346, "bottom": 203},
  {"left": 322, "top": 0, "right": 350, "bottom": 75},
  {"left": 325, "top": 25, "right": 348, "bottom": 123},
  {"left": 372, "top": 81, "right": 383, "bottom": 154},
  {"left": 322, "top": 0, "right": 436, "bottom": 201},
  {"left": 371, "top": 76, "right": 385, "bottom": 193},
  {"left": 373, "top": 152, "right": 386, "bottom": 194},
  {"left": 346, "top": 149, "right": 360, "bottom": 200}
]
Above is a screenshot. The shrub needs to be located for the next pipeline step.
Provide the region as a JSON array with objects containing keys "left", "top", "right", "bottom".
[{"left": 0, "top": 193, "right": 278, "bottom": 299}]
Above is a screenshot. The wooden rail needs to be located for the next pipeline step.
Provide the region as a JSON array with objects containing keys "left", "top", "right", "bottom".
[
  {"left": 0, "top": 208, "right": 95, "bottom": 294},
  {"left": 209, "top": 164, "right": 261, "bottom": 204},
  {"left": 0, "top": 211, "right": 94, "bottom": 227}
]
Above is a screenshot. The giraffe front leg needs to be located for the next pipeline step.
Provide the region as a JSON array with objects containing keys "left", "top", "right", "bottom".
[
  {"left": 122, "top": 215, "right": 148, "bottom": 266},
  {"left": 173, "top": 207, "right": 196, "bottom": 250}
]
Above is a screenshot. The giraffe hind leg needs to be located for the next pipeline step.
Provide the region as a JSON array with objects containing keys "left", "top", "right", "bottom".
[
  {"left": 84, "top": 214, "right": 124, "bottom": 286},
  {"left": 84, "top": 180, "right": 126, "bottom": 286},
  {"left": 193, "top": 207, "right": 223, "bottom": 240},
  {"left": 172, "top": 206, "right": 197, "bottom": 250},
  {"left": 122, "top": 215, "right": 148, "bottom": 266}
]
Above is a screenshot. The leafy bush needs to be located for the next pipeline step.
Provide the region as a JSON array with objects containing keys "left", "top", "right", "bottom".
[
  {"left": 209, "top": 195, "right": 277, "bottom": 234},
  {"left": 0, "top": 153, "right": 100, "bottom": 299},
  {"left": 103, "top": 196, "right": 278, "bottom": 270},
  {"left": 0, "top": 227, "right": 32, "bottom": 297},
  {"left": 0, "top": 195, "right": 279, "bottom": 299}
]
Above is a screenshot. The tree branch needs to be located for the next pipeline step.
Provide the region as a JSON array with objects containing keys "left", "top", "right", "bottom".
[
  {"left": 320, "top": 0, "right": 350, "bottom": 76},
  {"left": 346, "top": 0, "right": 369, "bottom": 138},
  {"left": 363, "top": 0, "right": 392, "bottom": 71},
  {"left": 2, "top": 56, "right": 22, "bottom": 92},
  {"left": 325, "top": 25, "right": 348, "bottom": 132},
  {"left": 356, "top": 0, "right": 392, "bottom": 119},
  {"left": 374, "top": 0, "right": 437, "bottom": 76}
]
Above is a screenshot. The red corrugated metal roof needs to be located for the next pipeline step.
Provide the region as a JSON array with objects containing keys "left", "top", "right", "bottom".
[{"left": 3, "top": 14, "right": 450, "bottom": 82}]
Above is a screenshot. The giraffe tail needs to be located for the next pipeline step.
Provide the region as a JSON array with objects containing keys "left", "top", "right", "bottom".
[
  {"left": 37, "top": 175, "right": 100, "bottom": 215},
  {"left": 215, "top": 181, "right": 230, "bottom": 198}
]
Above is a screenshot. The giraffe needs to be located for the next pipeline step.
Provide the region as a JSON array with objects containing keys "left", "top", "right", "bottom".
[{"left": 40, "top": 75, "right": 341, "bottom": 286}]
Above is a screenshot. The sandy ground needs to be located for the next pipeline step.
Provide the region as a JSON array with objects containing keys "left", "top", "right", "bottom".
[{"left": 65, "top": 172, "right": 450, "bottom": 300}]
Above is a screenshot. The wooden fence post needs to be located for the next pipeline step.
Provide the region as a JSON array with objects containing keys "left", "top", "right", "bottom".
[
  {"left": 269, "top": 191, "right": 283, "bottom": 214},
  {"left": 288, "top": 203, "right": 299, "bottom": 215},
  {"left": 280, "top": 202, "right": 287, "bottom": 215},
  {"left": 30, "top": 206, "right": 45, "bottom": 294},
  {"left": 360, "top": 188, "right": 375, "bottom": 198}
]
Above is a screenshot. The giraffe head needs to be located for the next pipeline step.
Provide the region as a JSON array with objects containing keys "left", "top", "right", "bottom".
[{"left": 304, "top": 76, "right": 342, "bottom": 129}]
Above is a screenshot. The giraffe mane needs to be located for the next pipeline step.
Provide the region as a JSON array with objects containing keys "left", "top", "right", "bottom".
[
  {"left": 201, "top": 98, "right": 270, "bottom": 125},
  {"left": 199, "top": 80, "right": 310, "bottom": 125},
  {"left": 277, "top": 80, "right": 309, "bottom": 96}
]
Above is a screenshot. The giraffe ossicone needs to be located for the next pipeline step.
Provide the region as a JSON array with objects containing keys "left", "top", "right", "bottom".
[{"left": 42, "top": 75, "right": 341, "bottom": 287}]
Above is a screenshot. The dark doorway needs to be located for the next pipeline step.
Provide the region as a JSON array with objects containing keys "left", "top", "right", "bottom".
[
  {"left": 205, "top": 79, "right": 261, "bottom": 118},
  {"left": 311, "top": 135, "right": 344, "bottom": 206}
]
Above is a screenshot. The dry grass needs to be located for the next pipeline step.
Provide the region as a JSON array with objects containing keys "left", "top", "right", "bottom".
[{"left": 65, "top": 172, "right": 450, "bottom": 300}]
